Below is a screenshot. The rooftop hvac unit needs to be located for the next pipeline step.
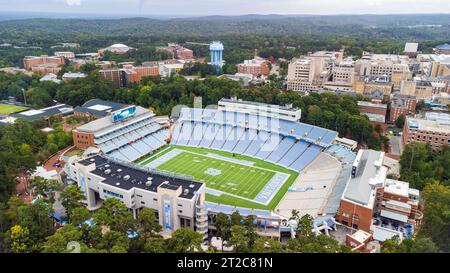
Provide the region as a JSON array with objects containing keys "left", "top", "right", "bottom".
[
  {"left": 123, "top": 175, "right": 130, "bottom": 181},
  {"left": 104, "top": 169, "right": 111, "bottom": 175},
  {"left": 105, "top": 164, "right": 110, "bottom": 168},
  {"left": 184, "top": 189, "right": 189, "bottom": 195},
  {"left": 145, "top": 181, "right": 152, "bottom": 187},
  {"left": 117, "top": 169, "right": 122, "bottom": 172}
]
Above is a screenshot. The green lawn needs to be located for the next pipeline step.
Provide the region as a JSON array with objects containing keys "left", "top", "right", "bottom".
[
  {"left": 0, "top": 104, "right": 27, "bottom": 115},
  {"left": 137, "top": 145, "right": 299, "bottom": 210}
]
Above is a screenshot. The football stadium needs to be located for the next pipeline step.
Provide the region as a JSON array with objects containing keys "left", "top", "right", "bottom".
[{"left": 69, "top": 98, "right": 356, "bottom": 237}]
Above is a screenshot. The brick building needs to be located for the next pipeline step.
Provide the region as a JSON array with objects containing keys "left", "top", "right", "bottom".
[
  {"left": 403, "top": 112, "right": 450, "bottom": 151},
  {"left": 23, "top": 55, "right": 65, "bottom": 74},
  {"left": 236, "top": 51, "right": 270, "bottom": 77},
  {"left": 357, "top": 100, "right": 387, "bottom": 125},
  {"left": 388, "top": 94, "right": 416, "bottom": 124},
  {"left": 336, "top": 149, "right": 422, "bottom": 237}
]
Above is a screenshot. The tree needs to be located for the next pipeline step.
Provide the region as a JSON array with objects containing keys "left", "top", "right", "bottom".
[
  {"left": 17, "top": 200, "right": 54, "bottom": 249},
  {"left": 395, "top": 114, "right": 406, "bottom": 129},
  {"left": 69, "top": 206, "right": 91, "bottom": 226},
  {"left": 143, "top": 236, "right": 166, "bottom": 253},
  {"left": 252, "top": 237, "right": 283, "bottom": 253},
  {"left": 42, "top": 224, "right": 83, "bottom": 253},
  {"left": 230, "top": 211, "right": 242, "bottom": 226},
  {"left": 227, "top": 225, "right": 249, "bottom": 253},
  {"left": 137, "top": 208, "right": 162, "bottom": 244},
  {"left": 296, "top": 214, "right": 314, "bottom": 237},
  {"left": 166, "top": 228, "right": 203, "bottom": 253},
  {"left": 97, "top": 231, "right": 130, "bottom": 253},
  {"left": 243, "top": 215, "right": 258, "bottom": 250},
  {"left": 59, "top": 185, "right": 85, "bottom": 221},
  {"left": 215, "top": 212, "right": 231, "bottom": 252},
  {"left": 93, "top": 198, "right": 136, "bottom": 233},
  {"left": 419, "top": 182, "right": 450, "bottom": 252},
  {"left": 8, "top": 225, "right": 31, "bottom": 253},
  {"left": 382, "top": 236, "right": 439, "bottom": 253},
  {"left": 29, "top": 176, "right": 61, "bottom": 199}
]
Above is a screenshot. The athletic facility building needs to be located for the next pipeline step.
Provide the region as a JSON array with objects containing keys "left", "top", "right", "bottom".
[{"left": 65, "top": 155, "right": 208, "bottom": 236}]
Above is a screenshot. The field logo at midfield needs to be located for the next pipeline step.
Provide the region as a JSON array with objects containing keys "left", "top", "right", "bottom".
[{"left": 204, "top": 168, "right": 222, "bottom": 176}]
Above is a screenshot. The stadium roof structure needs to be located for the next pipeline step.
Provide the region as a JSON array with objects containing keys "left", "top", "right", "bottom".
[
  {"left": 11, "top": 103, "right": 73, "bottom": 121},
  {"left": 74, "top": 99, "right": 126, "bottom": 117},
  {"left": 80, "top": 155, "right": 202, "bottom": 200},
  {"left": 75, "top": 105, "right": 153, "bottom": 135}
]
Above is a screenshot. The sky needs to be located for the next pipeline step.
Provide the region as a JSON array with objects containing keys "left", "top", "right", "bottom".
[{"left": 0, "top": 0, "right": 449, "bottom": 17}]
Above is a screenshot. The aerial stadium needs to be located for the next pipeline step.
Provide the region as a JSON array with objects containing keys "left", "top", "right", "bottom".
[{"left": 68, "top": 97, "right": 358, "bottom": 239}]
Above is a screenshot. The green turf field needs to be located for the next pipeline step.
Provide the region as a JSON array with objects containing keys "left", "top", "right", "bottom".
[
  {"left": 137, "top": 145, "right": 299, "bottom": 210},
  {"left": 0, "top": 104, "right": 27, "bottom": 115},
  {"left": 157, "top": 151, "right": 276, "bottom": 200}
]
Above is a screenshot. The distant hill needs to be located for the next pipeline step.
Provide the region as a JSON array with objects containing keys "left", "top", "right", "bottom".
[{"left": 0, "top": 14, "right": 449, "bottom": 39}]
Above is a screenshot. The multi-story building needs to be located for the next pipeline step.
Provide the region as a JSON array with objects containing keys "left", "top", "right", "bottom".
[
  {"left": 388, "top": 94, "right": 416, "bottom": 124},
  {"left": 23, "top": 55, "right": 65, "bottom": 74},
  {"left": 403, "top": 112, "right": 450, "bottom": 151},
  {"left": 403, "top": 42, "right": 419, "bottom": 58},
  {"left": 356, "top": 53, "right": 411, "bottom": 82},
  {"left": 336, "top": 149, "right": 422, "bottom": 240},
  {"left": 429, "top": 55, "right": 450, "bottom": 78},
  {"left": 353, "top": 76, "right": 394, "bottom": 97},
  {"left": 286, "top": 58, "right": 316, "bottom": 93},
  {"left": 236, "top": 53, "right": 270, "bottom": 77},
  {"left": 100, "top": 65, "right": 158, "bottom": 88},
  {"left": 357, "top": 100, "right": 387, "bottom": 125},
  {"left": 99, "top": 69, "right": 133, "bottom": 88},
  {"left": 400, "top": 79, "right": 433, "bottom": 100},
  {"left": 324, "top": 59, "right": 355, "bottom": 90},
  {"left": 65, "top": 154, "right": 207, "bottom": 237},
  {"left": 160, "top": 43, "right": 194, "bottom": 60}
]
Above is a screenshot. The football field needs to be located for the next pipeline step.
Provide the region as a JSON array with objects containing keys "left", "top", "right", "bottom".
[
  {"left": 137, "top": 145, "right": 298, "bottom": 209},
  {"left": 156, "top": 151, "right": 275, "bottom": 200}
]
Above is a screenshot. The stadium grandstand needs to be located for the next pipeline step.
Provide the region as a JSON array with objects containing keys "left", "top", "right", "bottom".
[
  {"left": 170, "top": 107, "right": 337, "bottom": 172},
  {"left": 73, "top": 105, "right": 170, "bottom": 162}
]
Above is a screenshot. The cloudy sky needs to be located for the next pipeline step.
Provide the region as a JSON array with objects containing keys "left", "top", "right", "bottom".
[{"left": 0, "top": 0, "right": 449, "bottom": 16}]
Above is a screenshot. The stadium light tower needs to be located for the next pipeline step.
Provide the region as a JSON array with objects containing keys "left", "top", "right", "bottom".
[{"left": 209, "top": 41, "right": 224, "bottom": 73}]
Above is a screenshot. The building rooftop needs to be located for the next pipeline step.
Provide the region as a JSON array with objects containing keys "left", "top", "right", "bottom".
[
  {"left": 74, "top": 99, "right": 126, "bottom": 117},
  {"left": 219, "top": 97, "right": 299, "bottom": 111},
  {"left": 11, "top": 103, "right": 73, "bottom": 121},
  {"left": 343, "top": 150, "right": 386, "bottom": 206},
  {"left": 435, "top": 43, "right": 450, "bottom": 50},
  {"left": 357, "top": 101, "right": 388, "bottom": 109},
  {"left": 82, "top": 155, "right": 202, "bottom": 200},
  {"left": 384, "top": 179, "right": 410, "bottom": 198},
  {"left": 407, "top": 112, "right": 450, "bottom": 133}
]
